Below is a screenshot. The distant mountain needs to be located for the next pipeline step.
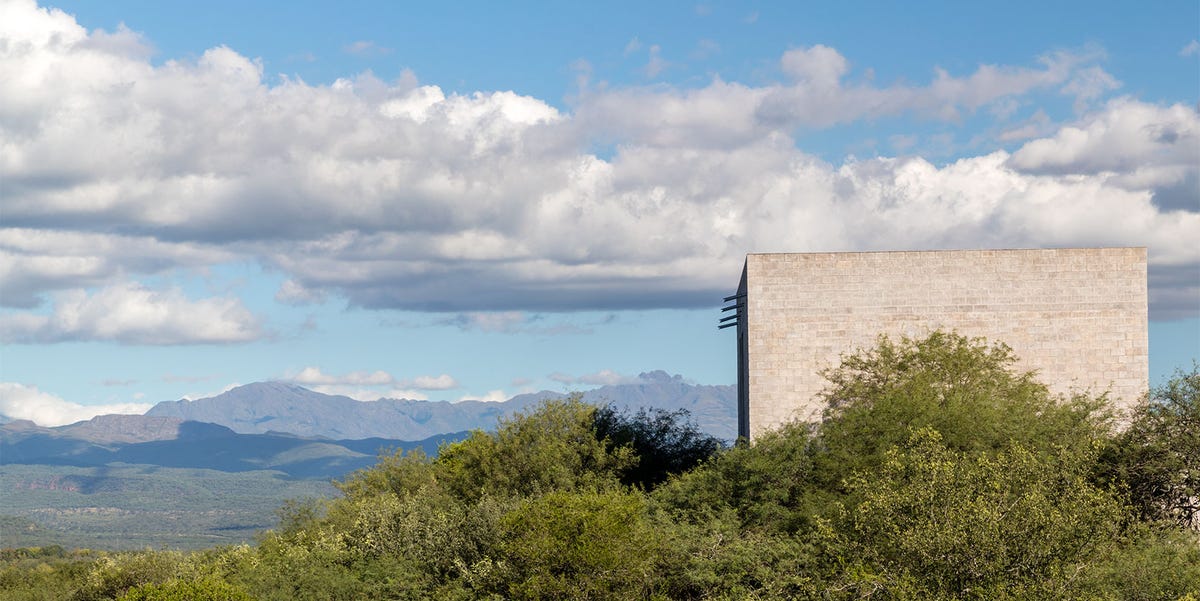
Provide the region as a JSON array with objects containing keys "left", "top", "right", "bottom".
[
  {"left": 574, "top": 371, "right": 737, "bottom": 439},
  {"left": 146, "top": 371, "right": 737, "bottom": 441},
  {"left": 0, "top": 414, "right": 462, "bottom": 480}
]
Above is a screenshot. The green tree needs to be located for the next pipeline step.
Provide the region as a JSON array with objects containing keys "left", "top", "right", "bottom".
[
  {"left": 436, "top": 398, "right": 634, "bottom": 502},
  {"left": 116, "top": 578, "right": 253, "bottom": 601},
  {"left": 814, "top": 331, "right": 1110, "bottom": 494},
  {"left": 653, "top": 421, "right": 818, "bottom": 534},
  {"left": 1099, "top": 364, "right": 1200, "bottom": 530},
  {"left": 844, "top": 428, "right": 1126, "bottom": 598},
  {"left": 591, "top": 404, "right": 723, "bottom": 490},
  {"left": 495, "top": 489, "right": 664, "bottom": 600}
]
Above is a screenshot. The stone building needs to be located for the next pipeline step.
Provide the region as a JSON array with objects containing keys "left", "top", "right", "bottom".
[{"left": 723, "top": 248, "right": 1148, "bottom": 440}]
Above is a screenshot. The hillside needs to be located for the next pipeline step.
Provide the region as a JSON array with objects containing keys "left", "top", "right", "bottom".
[
  {"left": 0, "top": 415, "right": 462, "bottom": 480},
  {"left": 0, "top": 415, "right": 466, "bottom": 550}
]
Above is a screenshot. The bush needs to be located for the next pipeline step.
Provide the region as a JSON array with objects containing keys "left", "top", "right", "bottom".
[
  {"left": 116, "top": 578, "right": 253, "bottom": 601},
  {"left": 495, "top": 489, "right": 664, "bottom": 600},
  {"left": 1099, "top": 364, "right": 1200, "bottom": 530},
  {"left": 71, "top": 551, "right": 188, "bottom": 601},
  {"left": 814, "top": 331, "right": 1110, "bottom": 494},
  {"left": 845, "top": 428, "right": 1126, "bottom": 597},
  {"left": 592, "top": 404, "right": 724, "bottom": 490},
  {"left": 436, "top": 398, "right": 634, "bottom": 501}
]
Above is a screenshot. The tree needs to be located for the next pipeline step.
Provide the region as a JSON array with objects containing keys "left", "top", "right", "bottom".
[
  {"left": 845, "top": 428, "right": 1126, "bottom": 597},
  {"left": 591, "top": 404, "right": 723, "bottom": 490},
  {"left": 116, "top": 578, "right": 253, "bottom": 601},
  {"left": 813, "top": 331, "right": 1110, "bottom": 493},
  {"left": 653, "top": 420, "right": 818, "bottom": 534},
  {"left": 435, "top": 397, "right": 635, "bottom": 502},
  {"left": 1099, "top": 364, "right": 1200, "bottom": 530},
  {"left": 495, "top": 489, "right": 664, "bottom": 600}
]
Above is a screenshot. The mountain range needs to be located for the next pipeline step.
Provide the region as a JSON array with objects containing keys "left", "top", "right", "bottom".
[
  {"left": 1, "top": 414, "right": 461, "bottom": 480},
  {"left": 1, "top": 371, "right": 734, "bottom": 548},
  {"left": 146, "top": 370, "right": 737, "bottom": 441}
]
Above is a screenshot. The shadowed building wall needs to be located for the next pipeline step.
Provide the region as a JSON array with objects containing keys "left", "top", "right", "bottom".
[{"left": 733, "top": 248, "right": 1148, "bottom": 440}]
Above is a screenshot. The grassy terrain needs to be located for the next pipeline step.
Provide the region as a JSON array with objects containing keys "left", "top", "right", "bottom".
[{"left": 0, "top": 464, "right": 337, "bottom": 550}]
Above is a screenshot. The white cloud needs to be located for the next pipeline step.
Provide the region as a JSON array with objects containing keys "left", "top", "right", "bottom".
[
  {"left": 0, "top": 382, "right": 151, "bottom": 427},
  {"left": 1060, "top": 66, "right": 1120, "bottom": 111},
  {"left": 457, "top": 389, "right": 508, "bottom": 403},
  {"left": 0, "top": 229, "right": 235, "bottom": 308},
  {"left": 292, "top": 366, "right": 394, "bottom": 386},
  {"left": 1008, "top": 99, "right": 1198, "bottom": 177},
  {"left": 274, "top": 279, "right": 326, "bottom": 305},
  {"left": 0, "top": 0, "right": 1196, "bottom": 324},
  {"left": 1181, "top": 40, "right": 1200, "bottom": 57},
  {"left": 781, "top": 45, "right": 848, "bottom": 87},
  {"left": 0, "top": 283, "right": 262, "bottom": 344},
  {"left": 284, "top": 367, "right": 458, "bottom": 400},
  {"left": 411, "top": 374, "right": 458, "bottom": 390}
]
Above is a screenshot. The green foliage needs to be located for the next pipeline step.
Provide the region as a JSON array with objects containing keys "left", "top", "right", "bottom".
[
  {"left": 70, "top": 551, "right": 189, "bottom": 601},
  {"left": 436, "top": 397, "right": 634, "bottom": 501},
  {"left": 844, "top": 428, "right": 1126, "bottom": 597},
  {"left": 1099, "top": 364, "right": 1200, "bottom": 530},
  {"left": 654, "top": 421, "right": 819, "bottom": 534},
  {"left": 334, "top": 448, "right": 436, "bottom": 501},
  {"left": 7, "top": 333, "right": 1198, "bottom": 600},
  {"left": 494, "top": 489, "right": 664, "bottom": 600},
  {"left": 815, "top": 331, "right": 1110, "bottom": 493},
  {"left": 1075, "top": 525, "right": 1200, "bottom": 600},
  {"left": 0, "top": 548, "right": 97, "bottom": 601},
  {"left": 116, "top": 578, "right": 253, "bottom": 601},
  {"left": 592, "top": 405, "right": 724, "bottom": 490}
]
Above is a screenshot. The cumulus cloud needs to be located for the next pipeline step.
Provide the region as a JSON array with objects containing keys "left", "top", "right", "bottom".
[
  {"left": 0, "top": 382, "right": 151, "bottom": 427},
  {"left": 0, "top": 229, "right": 235, "bottom": 309},
  {"left": 1008, "top": 99, "right": 1198, "bottom": 176},
  {"left": 1, "top": 0, "right": 1196, "bottom": 325},
  {"left": 1008, "top": 99, "right": 1199, "bottom": 212},
  {"left": 292, "top": 366, "right": 395, "bottom": 386},
  {"left": 781, "top": 45, "right": 848, "bottom": 87},
  {"left": 0, "top": 283, "right": 262, "bottom": 344}
]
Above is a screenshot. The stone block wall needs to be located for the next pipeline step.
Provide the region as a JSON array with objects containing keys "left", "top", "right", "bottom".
[{"left": 739, "top": 248, "right": 1148, "bottom": 439}]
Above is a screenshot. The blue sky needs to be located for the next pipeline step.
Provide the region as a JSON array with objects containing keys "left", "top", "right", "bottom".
[{"left": 1, "top": 0, "right": 1197, "bottom": 425}]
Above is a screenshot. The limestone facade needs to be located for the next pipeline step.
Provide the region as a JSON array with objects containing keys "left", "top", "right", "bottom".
[{"left": 732, "top": 248, "right": 1148, "bottom": 440}]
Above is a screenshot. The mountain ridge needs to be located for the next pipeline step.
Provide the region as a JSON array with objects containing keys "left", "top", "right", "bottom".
[
  {"left": 145, "top": 371, "right": 736, "bottom": 441},
  {"left": 0, "top": 415, "right": 464, "bottom": 480}
]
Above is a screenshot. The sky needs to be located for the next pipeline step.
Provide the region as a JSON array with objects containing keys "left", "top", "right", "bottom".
[{"left": 1, "top": 0, "right": 1197, "bottom": 426}]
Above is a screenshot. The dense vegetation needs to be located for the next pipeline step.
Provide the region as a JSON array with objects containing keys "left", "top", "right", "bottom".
[{"left": 3, "top": 332, "right": 1198, "bottom": 600}]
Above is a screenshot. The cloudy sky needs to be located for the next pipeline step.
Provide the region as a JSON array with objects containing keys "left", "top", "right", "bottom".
[{"left": 1, "top": 0, "right": 1197, "bottom": 426}]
